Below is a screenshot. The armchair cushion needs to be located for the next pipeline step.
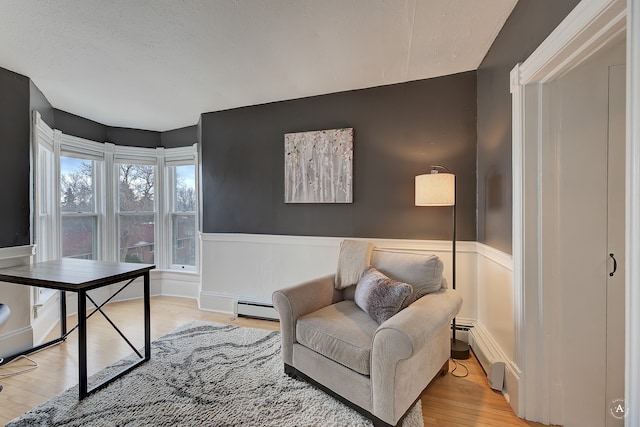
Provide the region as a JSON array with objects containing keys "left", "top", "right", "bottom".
[
  {"left": 371, "top": 249, "right": 444, "bottom": 306},
  {"left": 354, "top": 267, "right": 413, "bottom": 325},
  {"left": 296, "top": 300, "right": 378, "bottom": 375}
]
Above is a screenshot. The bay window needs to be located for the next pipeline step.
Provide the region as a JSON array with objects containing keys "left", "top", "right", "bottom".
[{"left": 33, "top": 113, "right": 198, "bottom": 273}]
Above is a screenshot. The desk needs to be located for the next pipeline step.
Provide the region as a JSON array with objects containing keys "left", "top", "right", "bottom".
[{"left": 0, "top": 259, "right": 155, "bottom": 399}]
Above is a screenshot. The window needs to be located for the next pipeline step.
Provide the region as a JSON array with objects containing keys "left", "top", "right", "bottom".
[
  {"left": 118, "top": 163, "right": 156, "bottom": 264},
  {"left": 33, "top": 113, "right": 198, "bottom": 273},
  {"left": 60, "top": 156, "right": 100, "bottom": 260},
  {"left": 36, "top": 143, "right": 55, "bottom": 263},
  {"left": 35, "top": 129, "right": 56, "bottom": 304},
  {"left": 169, "top": 164, "right": 196, "bottom": 268}
]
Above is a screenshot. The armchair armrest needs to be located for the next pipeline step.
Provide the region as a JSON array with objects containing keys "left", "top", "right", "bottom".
[
  {"left": 376, "top": 288, "right": 463, "bottom": 350},
  {"left": 272, "top": 274, "right": 341, "bottom": 365},
  {"left": 371, "top": 289, "right": 462, "bottom": 423}
]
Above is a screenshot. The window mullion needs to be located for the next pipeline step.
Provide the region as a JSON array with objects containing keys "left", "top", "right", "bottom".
[
  {"left": 53, "top": 129, "right": 62, "bottom": 260},
  {"left": 104, "top": 143, "right": 117, "bottom": 262},
  {"left": 156, "top": 147, "right": 167, "bottom": 269}
]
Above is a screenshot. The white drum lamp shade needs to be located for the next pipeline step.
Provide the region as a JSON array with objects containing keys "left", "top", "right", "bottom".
[{"left": 415, "top": 172, "right": 455, "bottom": 206}]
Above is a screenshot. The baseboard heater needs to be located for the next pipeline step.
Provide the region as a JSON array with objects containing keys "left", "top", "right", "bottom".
[
  {"left": 469, "top": 328, "right": 505, "bottom": 391},
  {"left": 235, "top": 300, "right": 279, "bottom": 321}
]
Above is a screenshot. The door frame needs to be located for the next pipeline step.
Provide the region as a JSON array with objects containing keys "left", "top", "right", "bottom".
[{"left": 510, "top": 0, "right": 640, "bottom": 424}]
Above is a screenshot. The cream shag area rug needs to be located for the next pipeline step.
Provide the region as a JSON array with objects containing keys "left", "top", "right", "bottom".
[{"left": 8, "top": 321, "right": 423, "bottom": 426}]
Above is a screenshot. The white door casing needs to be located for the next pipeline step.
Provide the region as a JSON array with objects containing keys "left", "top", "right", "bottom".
[{"left": 510, "top": 0, "right": 640, "bottom": 424}]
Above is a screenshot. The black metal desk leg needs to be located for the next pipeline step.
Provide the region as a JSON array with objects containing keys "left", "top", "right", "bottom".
[
  {"left": 78, "top": 289, "right": 88, "bottom": 399},
  {"left": 60, "top": 290, "right": 67, "bottom": 336},
  {"left": 144, "top": 272, "right": 151, "bottom": 360}
]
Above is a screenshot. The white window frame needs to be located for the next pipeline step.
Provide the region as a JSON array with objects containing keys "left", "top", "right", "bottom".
[
  {"left": 115, "top": 153, "right": 158, "bottom": 265},
  {"left": 33, "top": 113, "right": 58, "bottom": 305},
  {"left": 59, "top": 153, "right": 104, "bottom": 261},
  {"left": 59, "top": 134, "right": 106, "bottom": 262},
  {"left": 164, "top": 148, "right": 198, "bottom": 271},
  {"left": 33, "top": 112, "right": 199, "bottom": 273}
]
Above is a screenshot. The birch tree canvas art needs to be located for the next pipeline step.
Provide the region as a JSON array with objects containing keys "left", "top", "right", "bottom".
[{"left": 285, "top": 128, "right": 353, "bottom": 203}]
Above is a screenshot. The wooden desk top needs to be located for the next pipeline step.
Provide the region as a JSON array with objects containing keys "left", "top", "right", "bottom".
[{"left": 0, "top": 259, "right": 155, "bottom": 292}]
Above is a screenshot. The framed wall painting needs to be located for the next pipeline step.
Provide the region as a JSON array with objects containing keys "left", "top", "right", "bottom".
[{"left": 284, "top": 128, "right": 353, "bottom": 203}]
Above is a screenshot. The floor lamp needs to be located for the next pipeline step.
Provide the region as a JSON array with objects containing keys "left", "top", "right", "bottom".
[{"left": 415, "top": 165, "right": 470, "bottom": 360}]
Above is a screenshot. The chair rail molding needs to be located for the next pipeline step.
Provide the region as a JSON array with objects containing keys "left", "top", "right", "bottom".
[{"left": 511, "top": 0, "right": 638, "bottom": 424}]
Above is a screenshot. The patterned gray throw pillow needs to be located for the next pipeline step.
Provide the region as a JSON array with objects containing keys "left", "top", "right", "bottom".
[{"left": 354, "top": 267, "right": 413, "bottom": 325}]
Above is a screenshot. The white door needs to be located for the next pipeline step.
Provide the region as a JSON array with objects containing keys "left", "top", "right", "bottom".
[
  {"left": 605, "top": 63, "right": 626, "bottom": 427},
  {"left": 550, "top": 39, "right": 625, "bottom": 427}
]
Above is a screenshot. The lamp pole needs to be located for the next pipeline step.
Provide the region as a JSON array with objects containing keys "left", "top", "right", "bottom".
[{"left": 428, "top": 165, "right": 468, "bottom": 359}]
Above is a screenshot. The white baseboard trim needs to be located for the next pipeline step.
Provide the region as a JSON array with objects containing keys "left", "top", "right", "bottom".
[
  {"left": 152, "top": 270, "right": 200, "bottom": 299},
  {"left": 469, "top": 321, "right": 519, "bottom": 407},
  {"left": 504, "top": 359, "right": 523, "bottom": 416},
  {"left": 469, "top": 322, "right": 506, "bottom": 390},
  {"left": 198, "top": 291, "right": 237, "bottom": 314}
]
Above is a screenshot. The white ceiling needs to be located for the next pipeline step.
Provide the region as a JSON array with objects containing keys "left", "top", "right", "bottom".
[{"left": 0, "top": 0, "right": 516, "bottom": 132}]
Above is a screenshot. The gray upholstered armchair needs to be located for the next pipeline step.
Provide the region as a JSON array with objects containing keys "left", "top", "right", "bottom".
[{"left": 272, "top": 248, "right": 462, "bottom": 427}]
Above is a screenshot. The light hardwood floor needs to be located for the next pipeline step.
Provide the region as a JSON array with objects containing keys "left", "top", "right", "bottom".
[{"left": 0, "top": 296, "right": 542, "bottom": 426}]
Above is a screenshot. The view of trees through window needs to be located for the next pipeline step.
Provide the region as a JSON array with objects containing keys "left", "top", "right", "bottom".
[
  {"left": 59, "top": 158, "right": 196, "bottom": 267},
  {"left": 171, "top": 165, "right": 196, "bottom": 266},
  {"left": 118, "top": 163, "right": 156, "bottom": 264},
  {"left": 60, "top": 157, "right": 97, "bottom": 260}
]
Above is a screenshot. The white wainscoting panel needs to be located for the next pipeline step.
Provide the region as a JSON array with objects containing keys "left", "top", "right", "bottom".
[
  {"left": 476, "top": 244, "right": 514, "bottom": 362},
  {"left": 199, "top": 234, "right": 341, "bottom": 313},
  {"left": 152, "top": 270, "right": 200, "bottom": 299},
  {"left": 199, "top": 233, "right": 479, "bottom": 322},
  {"left": 0, "top": 245, "right": 36, "bottom": 357},
  {"left": 472, "top": 243, "right": 519, "bottom": 414}
]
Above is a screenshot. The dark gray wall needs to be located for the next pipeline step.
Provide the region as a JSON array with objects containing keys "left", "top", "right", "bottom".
[
  {"left": 476, "top": 0, "right": 580, "bottom": 254},
  {"left": 55, "top": 109, "right": 161, "bottom": 147},
  {"left": 201, "top": 72, "right": 477, "bottom": 240},
  {"left": 0, "top": 67, "right": 31, "bottom": 247},
  {"left": 30, "top": 81, "right": 55, "bottom": 129},
  {"left": 106, "top": 127, "right": 160, "bottom": 148},
  {"left": 54, "top": 108, "right": 195, "bottom": 148},
  {"left": 161, "top": 125, "right": 198, "bottom": 148},
  {"left": 54, "top": 109, "right": 107, "bottom": 142}
]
